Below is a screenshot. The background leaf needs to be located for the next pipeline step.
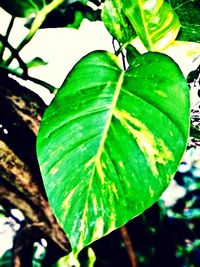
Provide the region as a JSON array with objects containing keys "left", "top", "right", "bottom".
[
  {"left": 101, "top": 0, "right": 136, "bottom": 44},
  {"left": 26, "top": 57, "right": 48, "bottom": 68},
  {"left": 168, "top": 0, "right": 200, "bottom": 42},
  {"left": 0, "top": 0, "right": 53, "bottom": 17},
  {"left": 25, "top": 1, "right": 101, "bottom": 29},
  {"left": 37, "top": 51, "right": 190, "bottom": 253},
  {"left": 124, "top": 0, "right": 180, "bottom": 51}
]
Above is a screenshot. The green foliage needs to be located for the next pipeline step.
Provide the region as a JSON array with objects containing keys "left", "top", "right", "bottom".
[
  {"left": 0, "top": 0, "right": 53, "bottom": 17},
  {"left": 0, "top": 250, "right": 12, "bottom": 267},
  {"left": 169, "top": 0, "right": 200, "bottom": 42},
  {"left": 26, "top": 57, "right": 48, "bottom": 68},
  {"left": 126, "top": 44, "right": 141, "bottom": 66},
  {"left": 102, "top": 0, "right": 180, "bottom": 50},
  {"left": 37, "top": 51, "right": 190, "bottom": 252},
  {"left": 102, "top": 0, "right": 136, "bottom": 43},
  {"left": 124, "top": 0, "right": 180, "bottom": 50},
  {"left": 25, "top": 1, "right": 101, "bottom": 29}
]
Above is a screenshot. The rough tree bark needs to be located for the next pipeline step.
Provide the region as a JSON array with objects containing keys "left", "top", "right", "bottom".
[{"left": 0, "top": 68, "right": 71, "bottom": 266}]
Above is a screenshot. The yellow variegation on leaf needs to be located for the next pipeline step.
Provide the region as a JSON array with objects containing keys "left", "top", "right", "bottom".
[
  {"left": 124, "top": 0, "right": 181, "bottom": 51},
  {"left": 37, "top": 51, "right": 190, "bottom": 253}
]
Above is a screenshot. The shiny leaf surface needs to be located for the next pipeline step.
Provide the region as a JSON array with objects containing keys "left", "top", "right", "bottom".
[
  {"left": 37, "top": 51, "right": 190, "bottom": 252},
  {"left": 124, "top": 0, "right": 180, "bottom": 51}
]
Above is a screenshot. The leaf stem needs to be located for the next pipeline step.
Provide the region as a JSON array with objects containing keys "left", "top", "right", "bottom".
[
  {"left": 121, "top": 50, "right": 127, "bottom": 71},
  {"left": 112, "top": 38, "right": 117, "bottom": 54},
  {"left": 5, "top": 0, "right": 65, "bottom": 66},
  {"left": 115, "top": 42, "right": 129, "bottom": 56},
  {"left": 120, "top": 226, "right": 138, "bottom": 267}
]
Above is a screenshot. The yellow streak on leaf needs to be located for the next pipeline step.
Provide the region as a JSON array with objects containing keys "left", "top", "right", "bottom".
[
  {"left": 96, "top": 158, "right": 105, "bottom": 184},
  {"left": 76, "top": 202, "right": 89, "bottom": 252},
  {"left": 154, "top": 90, "right": 167, "bottom": 97},
  {"left": 111, "top": 183, "right": 118, "bottom": 195},
  {"left": 149, "top": 186, "right": 154, "bottom": 197},
  {"left": 118, "top": 160, "right": 125, "bottom": 169},
  {"left": 92, "top": 217, "right": 104, "bottom": 241},
  {"left": 84, "top": 157, "right": 95, "bottom": 170},
  {"left": 50, "top": 166, "right": 59, "bottom": 175},
  {"left": 92, "top": 194, "right": 98, "bottom": 216},
  {"left": 114, "top": 109, "right": 174, "bottom": 177},
  {"left": 61, "top": 186, "right": 78, "bottom": 224}
]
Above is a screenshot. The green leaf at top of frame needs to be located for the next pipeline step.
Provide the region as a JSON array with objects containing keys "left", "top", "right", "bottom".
[
  {"left": 124, "top": 0, "right": 180, "bottom": 51},
  {"left": 37, "top": 51, "right": 190, "bottom": 253},
  {"left": 102, "top": 0, "right": 136, "bottom": 44},
  {"left": 0, "top": 0, "right": 52, "bottom": 17}
]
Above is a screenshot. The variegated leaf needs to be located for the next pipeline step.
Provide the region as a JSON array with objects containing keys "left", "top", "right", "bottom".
[
  {"left": 37, "top": 51, "right": 190, "bottom": 252},
  {"left": 101, "top": 0, "right": 136, "bottom": 44},
  {"left": 124, "top": 0, "right": 180, "bottom": 51}
]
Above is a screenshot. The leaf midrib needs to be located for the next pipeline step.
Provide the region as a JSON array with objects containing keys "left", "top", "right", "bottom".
[
  {"left": 76, "top": 70, "right": 125, "bottom": 251},
  {"left": 138, "top": 0, "right": 153, "bottom": 50},
  {"left": 95, "top": 71, "right": 125, "bottom": 163}
]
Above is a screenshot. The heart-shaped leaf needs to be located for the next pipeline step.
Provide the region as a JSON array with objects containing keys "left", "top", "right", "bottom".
[
  {"left": 124, "top": 0, "right": 180, "bottom": 51},
  {"left": 37, "top": 51, "right": 190, "bottom": 252}
]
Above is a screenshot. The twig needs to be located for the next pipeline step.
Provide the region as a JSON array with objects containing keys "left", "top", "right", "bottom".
[
  {"left": 114, "top": 41, "right": 128, "bottom": 70},
  {"left": 115, "top": 42, "right": 129, "bottom": 57},
  {"left": 5, "top": 0, "right": 65, "bottom": 66},
  {"left": 0, "top": 34, "right": 28, "bottom": 76},
  {"left": 0, "top": 16, "right": 15, "bottom": 62},
  {"left": 0, "top": 64, "right": 56, "bottom": 93},
  {"left": 120, "top": 226, "right": 137, "bottom": 267},
  {"left": 0, "top": 37, "right": 55, "bottom": 92},
  {"left": 112, "top": 38, "right": 117, "bottom": 54},
  {"left": 121, "top": 50, "right": 127, "bottom": 71}
]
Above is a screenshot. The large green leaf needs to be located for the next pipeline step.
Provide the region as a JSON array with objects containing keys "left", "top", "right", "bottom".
[
  {"left": 37, "top": 51, "right": 190, "bottom": 252},
  {"left": 124, "top": 0, "right": 180, "bottom": 51},
  {"left": 101, "top": 0, "right": 136, "bottom": 44}
]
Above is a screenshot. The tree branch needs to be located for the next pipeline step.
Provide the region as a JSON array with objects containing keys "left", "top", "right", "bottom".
[
  {"left": 0, "top": 72, "right": 71, "bottom": 266},
  {"left": 0, "top": 16, "right": 15, "bottom": 62},
  {"left": 0, "top": 34, "right": 28, "bottom": 76},
  {"left": 0, "top": 64, "right": 56, "bottom": 93}
]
